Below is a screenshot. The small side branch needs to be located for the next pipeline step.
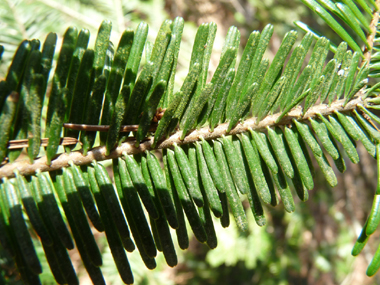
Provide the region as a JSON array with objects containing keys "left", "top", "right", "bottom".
[{"left": 7, "top": 137, "right": 79, "bottom": 150}]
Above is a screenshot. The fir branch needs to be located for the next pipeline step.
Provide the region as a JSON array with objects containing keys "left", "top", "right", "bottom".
[
  {"left": 5, "top": 0, "right": 27, "bottom": 39},
  {"left": 36, "top": 0, "right": 100, "bottom": 30}
]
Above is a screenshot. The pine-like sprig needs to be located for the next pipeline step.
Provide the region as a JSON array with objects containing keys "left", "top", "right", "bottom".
[{"left": 1, "top": 0, "right": 380, "bottom": 283}]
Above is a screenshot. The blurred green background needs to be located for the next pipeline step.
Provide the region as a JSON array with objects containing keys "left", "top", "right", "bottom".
[{"left": 0, "top": 0, "right": 379, "bottom": 284}]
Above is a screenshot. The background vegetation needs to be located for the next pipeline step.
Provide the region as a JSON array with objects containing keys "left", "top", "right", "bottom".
[{"left": 0, "top": 0, "right": 378, "bottom": 284}]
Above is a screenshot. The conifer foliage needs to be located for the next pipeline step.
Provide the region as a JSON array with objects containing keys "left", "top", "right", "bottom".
[{"left": 1, "top": 0, "right": 380, "bottom": 283}]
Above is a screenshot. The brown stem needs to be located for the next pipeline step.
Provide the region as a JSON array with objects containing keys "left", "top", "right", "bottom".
[
  {"left": 61, "top": 123, "right": 158, "bottom": 133},
  {"left": 0, "top": 94, "right": 365, "bottom": 179},
  {"left": 7, "top": 137, "right": 79, "bottom": 150},
  {"left": 363, "top": 0, "right": 380, "bottom": 65}
]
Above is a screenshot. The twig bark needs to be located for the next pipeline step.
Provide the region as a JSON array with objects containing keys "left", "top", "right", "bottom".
[
  {"left": 363, "top": 0, "right": 380, "bottom": 65},
  {"left": 0, "top": 95, "right": 365, "bottom": 179}
]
